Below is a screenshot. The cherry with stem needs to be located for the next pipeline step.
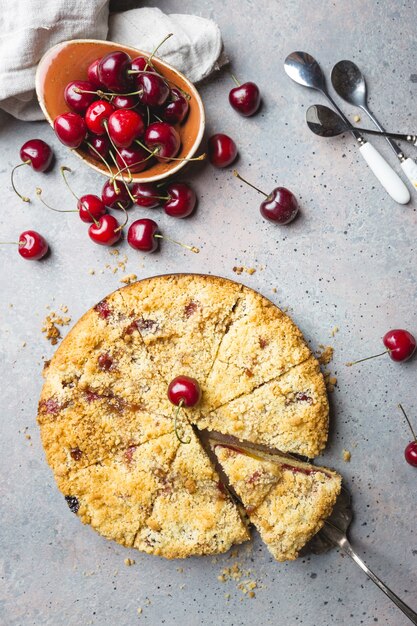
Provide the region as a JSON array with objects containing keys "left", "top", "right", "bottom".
[
  {"left": 11, "top": 139, "right": 53, "bottom": 203},
  {"left": 167, "top": 375, "right": 201, "bottom": 444},
  {"left": 0, "top": 230, "right": 49, "bottom": 260},
  {"left": 398, "top": 404, "right": 417, "bottom": 467},
  {"left": 127, "top": 218, "right": 199, "bottom": 253},
  {"left": 346, "top": 329, "right": 416, "bottom": 366}
]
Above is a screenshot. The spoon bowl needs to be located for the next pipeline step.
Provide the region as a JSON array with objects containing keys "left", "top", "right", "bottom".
[
  {"left": 35, "top": 39, "right": 205, "bottom": 183},
  {"left": 306, "top": 104, "right": 348, "bottom": 137},
  {"left": 331, "top": 60, "right": 368, "bottom": 109},
  {"left": 284, "top": 51, "right": 326, "bottom": 91}
]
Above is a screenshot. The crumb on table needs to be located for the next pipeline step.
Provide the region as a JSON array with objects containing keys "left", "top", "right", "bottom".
[{"left": 342, "top": 449, "right": 351, "bottom": 462}]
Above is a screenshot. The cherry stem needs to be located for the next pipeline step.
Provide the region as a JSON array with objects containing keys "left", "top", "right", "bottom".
[
  {"left": 154, "top": 233, "right": 199, "bottom": 254},
  {"left": 11, "top": 161, "right": 31, "bottom": 203},
  {"left": 60, "top": 166, "right": 79, "bottom": 200},
  {"left": 75, "top": 87, "right": 143, "bottom": 99},
  {"left": 398, "top": 404, "right": 417, "bottom": 442},
  {"left": 114, "top": 206, "right": 129, "bottom": 232},
  {"left": 0, "top": 241, "right": 21, "bottom": 245},
  {"left": 345, "top": 350, "right": 388, "bottom": 367},
  {"left": 174, "top": 399, "right": 191, "bottom": 444},
  {"left": 103, "top": 121, "right": 133, "bottom": 184},
  {"left": 228, "top": 71, "right": 241, "bottom": 87},
  {"left": 86, "top": 141, "right": 114, "bottom": 177},
  {"left": 35, "top": 187, "right": 77, "bottom": 213},
  {"left": 108, "top": 151, "right": 136, "bottom": 203},
  {"left": 110, "top": 149, "right": 159, "bottom": 180},
  {"left": 233, "top": 170, "right": 268, "bottom": 197},
  {"left": 135, "top": 140, "right": 205, "bottom": 163},
  {"left": 146, "top": 32, "right": 173, "bottom": 70}
]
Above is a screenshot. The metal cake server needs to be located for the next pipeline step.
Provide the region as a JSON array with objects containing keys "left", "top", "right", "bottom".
[
  {"left": 331, "top": 60, "right": 417, "bottom": 190},
  {"left": 284, "top": 51, "right": 410, "bottom": 204},
  {"left": 315, "top": 487, "right": 417, "bottom": 624}
]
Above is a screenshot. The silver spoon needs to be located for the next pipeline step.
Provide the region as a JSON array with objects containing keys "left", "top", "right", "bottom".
[
  {"left": 332, "top": 60, "right": 417, "bottom": 190},
  {"left": 315, "top": 488, "right": 417, "bottom": 625},
  {"left": 284, "top": 51, "right": 410, "bottom": 204},
  {"left": 306, "top": 104, "right": 417, "bottom": 143}
]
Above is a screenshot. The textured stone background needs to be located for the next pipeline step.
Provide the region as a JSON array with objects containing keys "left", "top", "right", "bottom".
[{"left": 1, "top": 1, "right": 416, "bottom": 625}]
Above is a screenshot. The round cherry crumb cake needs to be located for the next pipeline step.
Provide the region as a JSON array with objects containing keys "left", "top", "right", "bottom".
[{"left": 38, "top": 274, "right": 341, "bottom": 560}]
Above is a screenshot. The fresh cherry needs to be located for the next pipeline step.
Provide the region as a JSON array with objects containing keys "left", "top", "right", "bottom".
[
  {"left": 163, "top": 182, "right": 196, "bottom": 218},
  {"left": 127, "top": 218, "right": 199, "bottom": 254},
  {"left": 88, "top": 214, "right": 122, "bottom": 246},
  {"left": 233, "top": 170, "right": 299, "bottom": 224},
  {"left": 132, "top": 183, "right": 163, "bottom": 208},
  {"left": 127, "top": 218, "right": 159, "bottom": 252},
  {"left": 98, "top": 51, "right": 131, "bottom": 93},
  {"left": 11, "top": 139, "right": 53, "bottom": 203},
  {"left": 130, "top": 56, "right": 157, "bottom": 74},
  {"left": 383, "top": 329, "right": 416, "bottom": 362},
  {"left": 54, "top": 112, "right": 87, "bottom": 148},
  {"left": 136, "top": 72, "right": 170, "bottom": 107},
  {"left": 78, "top": 195, "right": 107, "bottom": 223},
  {"left": 399, "top": 405, "right": 417, "bottom": 467},
  {"left": 208, "top": 133, "right": 237, "bottom": 168},
  {"left": 112, "top": 94, "right": 138, "bottom": 109},
  {"left": 107, "top": 109, "right": 145, "bottom": 148},
  {"left": 161, "top": 88, "right": 189, "bottom": 124},
  {"left": 87, "top": 58, "right": 103, "bottom": 89},
  {"left": 144, "top": 122, "right": 181, "bottom": 161},
  {"left": 101, "top": 179, "right": 132, "bottom": 210},
  {"left": 228, "top": 75, "right": 261, "bottom": 117},
  {"left": 168, "top": 376, "right": 201, "bottom": 407},
  {"left": 1, "top": 230, "right": 49, "bottom": 260},
  {"left": 85, "top": 100, "right": 115, "bottom": 136},
  {"left": 64, "top": 80, "right": 97, "bottom": 114},
  {"left": 347, "top": 329, "right": 416, "bottom": 366},
  {"left": 86, "top": 135, "right": 110, "bottom": 160},
  {"left": 115, "top": 145, "right": 151, "bottom": 174}
]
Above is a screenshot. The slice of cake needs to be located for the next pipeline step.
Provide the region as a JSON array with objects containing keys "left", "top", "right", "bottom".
[
  {"left": 213, "top": 444, "right": 341, "bottom": 561},
  {"left": 134, "top": 425, "right": 250, "bottom": 558},
  {"left": 197, "top": 356, "right": 328, "bottom": 458}
]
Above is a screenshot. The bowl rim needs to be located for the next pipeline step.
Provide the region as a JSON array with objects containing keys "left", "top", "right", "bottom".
[{"left": 35, "top": 38, "right": 206, "bottom": 183}]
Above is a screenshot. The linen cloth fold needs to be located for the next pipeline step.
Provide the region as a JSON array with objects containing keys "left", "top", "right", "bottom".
[{"left": 0, "top": 2, "right": 225, "bottom": 121}]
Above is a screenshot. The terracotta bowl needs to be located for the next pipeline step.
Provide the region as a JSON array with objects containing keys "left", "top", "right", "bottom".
[{"left": 35, "top": 39, "right": 205, "bottom": 183}]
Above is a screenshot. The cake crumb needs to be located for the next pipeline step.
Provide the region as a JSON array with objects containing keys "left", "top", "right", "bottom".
[
  {"left": 124, "top": 558, "right": 135, "bottom": 566},
  {"left": 317, "top": 345, "right": 334, "bottom": 365},
  {"left": 120, "top": 274, "right": 138, "bottom": 285},
  {"left": 353, "top": 114, "right": 361, "bottom": 123},
  {"left": 329, "top": 326, "right": 339, "bottom": 337},
  {"left": 324, "top": 371, "right": 337, "bottom": 392},
  {"left": 342, "top": 449, "right": 351, "bottom": 462},
  {"left": 272, "top": 287, "right": 277, "bottom": 293},
  {"left": 233, "top": 266, "right": 256, "bottom": 276},
  {"left": 110, "top": 249, "right": 120, "bottom": 256},
  {"left": 60, "top": 305, "right": 68, "bottom": 313},
  {"left": 22, "top": 341, "right": 26, "bottom": 347},
  {"left": 137, "top": 607, "right": 142, "bottom": 615},
  {"left": 41, "top": 310, "right": 71, "bottom": 345}
]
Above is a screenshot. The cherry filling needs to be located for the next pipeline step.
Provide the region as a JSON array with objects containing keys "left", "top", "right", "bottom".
[
  {"left": 40, "top": 397, "right": 62, "bottom": 415},
  {"left": 184, "top": 301, "right": 198, "bottom": 318},
  {"left": 98, "top": 352, "right": 114, "bottom": 371},
  {"left": 124, "top": 445, "right": 137, "bottom": 464},
  {"left": 94, "top": 299, "right": 112, "bottom": 319},
  {"left": 70, "top": 447, "right": 83, "bottom": 461}
]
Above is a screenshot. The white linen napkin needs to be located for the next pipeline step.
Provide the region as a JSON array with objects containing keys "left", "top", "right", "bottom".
[{"left": 0, "top": 2, "right": 225, "bottom": 121}]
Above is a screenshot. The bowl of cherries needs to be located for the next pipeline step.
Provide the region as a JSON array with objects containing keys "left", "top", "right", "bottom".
[{"left": 35, "top": 37, "right": 205, "bottom": 184}]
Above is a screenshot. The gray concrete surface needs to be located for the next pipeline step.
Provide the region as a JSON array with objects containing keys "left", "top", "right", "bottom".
[{"left": 1, "top": 1, "right": 416, "bottom": 624}]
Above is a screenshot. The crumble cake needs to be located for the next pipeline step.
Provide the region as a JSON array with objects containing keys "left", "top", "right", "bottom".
[{"left": 38, "top": 274, "right": 337, "bottom": 560}]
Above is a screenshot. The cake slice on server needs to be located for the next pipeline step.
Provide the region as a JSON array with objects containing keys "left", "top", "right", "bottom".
[
  {"left": 212, "top": 443, "right": 341, "bottom": 561},
  {"left": 134, "top": 423, "right": 250, "bottom": 558}
]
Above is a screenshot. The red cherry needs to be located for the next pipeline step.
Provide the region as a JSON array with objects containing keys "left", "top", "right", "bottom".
[
  {"left": 101, "top": 179, "right": 132, "bottom": 210},
  {"left": 229, "top": 80, "right": 261, "bottom": 117},
  {"left": 87, "top": 58, "right": 103, "bottom": 89},
  {"left": 85, "top": 100, "right": 115, "bottom": 136},
  {"left": 116, "top": 145, "right": 151, "bottom": 174},
  {"left": 136, "top": 72, "right": 170, "bottom": 107},
  {"left": 64, "top": 80, "right": 97, "bottom": 114},
  {"left": 208, "top": 134, "right": 237, "bottom": 168},
  {"left": 54, "top": 112, "right": 87, "bottom": 148},
  {"left": 112, "top": 94, "right": 138, "bottom": 109},
  {"left": 260, "top": 187, "right": 299, "bottom": 224},
  {"left": 18, "top": 230, "right": 48, "bottom": 260},
  {"left": 167, "top": 376, "right": 201, "bottom": 407},
  {"left": 405, "top": 442, "right": 417, "bottom": 467},
  {"left": 107, "top": 109, "right": 145, "bottom": 148},
  {"left": 163, "top": 182, "right": 196, "bottom": 218},
  {"left": 88, "top": 214, "right": 122, "bottom": 246},
  {"left": 383, "top": 330, "right": 416, "bottom": 362},
  {"left": 131, "top": 182, "right": 162, "bottom": 208},
  {"left": 161, "top": 88, "right": 189, "bottom": 124},
  {"left": 19, "top": 139, "right": 53, "bottom": 172},
  {"left": 87, "top": 135, "right": 110, "bottom": 160},
  {"left": 98, "top": 51, "right": 131, "bottom": 93},
  {"left": 144, "top": 122, "right": 181, "bottom": 161},
  {"left": 77, "top": 195, "right": 107, "bottom": 223},
  {"left": 127, "top": 218, "right": 159, "bottom": 252},
  {"left": 130, "top": 56, "right": 157, "bottom": 74}
]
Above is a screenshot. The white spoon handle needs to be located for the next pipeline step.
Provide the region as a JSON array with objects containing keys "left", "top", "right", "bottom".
[
  {"left": 359, "top": 141, "right": 410, "bottom": 204},
  {"left": 401, "top": 157, "right": 417, "bottom": 190}
]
